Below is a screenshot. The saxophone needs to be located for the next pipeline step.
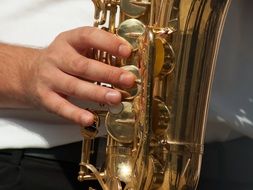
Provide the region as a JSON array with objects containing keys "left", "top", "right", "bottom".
[{"left": 78, "top": 0, "right": 231, "bottom": 189}]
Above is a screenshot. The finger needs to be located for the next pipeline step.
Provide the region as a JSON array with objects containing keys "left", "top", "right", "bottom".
[
  {"left": 52, "top": 69, "right": 122, "bottom": 105},
  {"left": 60, "top": 27, "right": 132, "bottom": 58},
  {"left": 42, "top": 90, "right": 95, "bottom": 126},
  {"left": 57, "top": 44, "right": 136, "bottom": 89}
]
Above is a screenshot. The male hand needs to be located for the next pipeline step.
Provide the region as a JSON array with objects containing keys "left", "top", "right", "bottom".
[{"left": 0, "top": 27, "right": 135, "bottom": 126}]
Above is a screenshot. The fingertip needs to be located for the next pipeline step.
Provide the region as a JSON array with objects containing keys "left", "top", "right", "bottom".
[
  {"left": 119, "top": 72, "right": 137, "bottom": 88},
  {"left": 105, "top": 90, "right": 122, "bottom": 105},
  {"left": 81, "top": 112, "right": 94, "bottom": 126},
  {"left": 118, "top": 44, "right": 132, "bottom": 57}
]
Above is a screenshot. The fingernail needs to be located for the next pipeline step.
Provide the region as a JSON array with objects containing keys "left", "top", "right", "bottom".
[
  {"left": 118, "top": 44, "right": 132, "bottom": 57},
  {"left": 119, "top": 72, "right": 136, "bottom": 88},
  {"left": 105, "top": 91, "right": 121, "bottom": 105}
]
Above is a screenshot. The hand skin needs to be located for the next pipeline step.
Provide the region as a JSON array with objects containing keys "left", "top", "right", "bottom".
[{"left": 0, "top": 27, "right": 136, "bottom": 126}]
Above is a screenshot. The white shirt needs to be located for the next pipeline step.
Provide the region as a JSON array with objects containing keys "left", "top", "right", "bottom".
[
  {"left": 0, "top": 0, "right": 252, "bottom": 149},
  {"left": 0, "top": 0, "right": 94, "bottom": 148}
]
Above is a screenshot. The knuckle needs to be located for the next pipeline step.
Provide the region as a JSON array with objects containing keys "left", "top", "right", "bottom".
[
  {"left": 43, "top": 48, "right": 59, "bottom": 64},
  {"left": 35, "top": 64, "right": 55, "bottom": 86},
  {"left": 65, "top": 78, "right": 79, "bottom": 97},
  {"left": 86, "top": 86, "right": 104, "bottom": 103},
  {"left": 35, "top": 88, "right": 51, "bottom": 108},
  {"left": 93, "top": 87, "right": 108, "bottom": 103},
  {"left": 103, "top": 70, "right": 114, "bottom": 83},
  {"left": 53, "top": 100, "right": 67, "bottom": 116},
  {"left": 43, "top": 92, "right": 68, "bottom": 116},
  {"left": 104, "top": 68, "right": 122, "bottom": 84},
  {"left": 55, "top": 31, "right": 67, "bottom": 41},
  {"left": 37, "top": 67, "right": 50, "bottom": 81},
  {"left": 79, "top": 27, "right": 95, "bottom": 43},
  {"left": 93, "top": 89, "right": 103, "bottom": 100},
  {"left": 71, "top": 56, "right": 89, "bottom": 75}
]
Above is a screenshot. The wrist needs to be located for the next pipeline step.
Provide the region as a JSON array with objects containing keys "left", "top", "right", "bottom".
[{"left": 0, "top": 43, "right": 41, "bottom": 108}]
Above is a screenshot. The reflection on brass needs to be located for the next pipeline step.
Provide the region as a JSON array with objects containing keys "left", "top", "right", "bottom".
[
  {"left": 78, "top": 0, "right": 231, "bottom": 189},
  {"left": 154, "top": 36, "right": 176, "bottom": 77},
  {"left": 121, "top": 65, "right": 141, "bottom": 99},
  {"left": 106, "top": 102, "right": 135, "bottom": 143},
  {"left": 152, "top": 98, "right": 170, "bottom": 136},
  {"left": 118, "top": 19, "right": 146, "bottom": 50},
  {"left": 120, "top": 0, "right": 148, "bottom": 17}
]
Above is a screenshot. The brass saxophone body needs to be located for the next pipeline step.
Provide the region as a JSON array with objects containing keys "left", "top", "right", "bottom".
[{"left": 78, "top": 0, "right": 231, "bottom": 189}]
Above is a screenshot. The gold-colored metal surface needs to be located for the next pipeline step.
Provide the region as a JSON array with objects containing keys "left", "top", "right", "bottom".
[
  {"left": 78, "top": 0, "right": 231, "bottom": 189},
  {"left": 106, "top": 101, "right": 135, "bottom": 143},
  {"left": 118, "top": 19, "right": 146, "bottom": 50}
]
